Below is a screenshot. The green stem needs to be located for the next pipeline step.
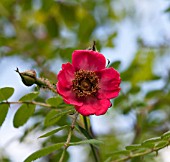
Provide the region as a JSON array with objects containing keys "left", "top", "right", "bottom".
[
  {"left": 91, "top": 144, "right": 99, "bottom": 162},
  {"left": 59, "top": 112, "right": 79, "bottom": 162},
  {"left": 83, "top": 116, "right": 100, "bottom": 162},
  {"left": 59, "top": 149, "right": 66, "bottom": 162},
  {"left": 83, "top": 116, "right": 88, "bottom": 130}
]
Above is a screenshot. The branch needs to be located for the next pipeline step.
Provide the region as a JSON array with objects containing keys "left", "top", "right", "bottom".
[
  {"left": 59, "top": 112, "right": 79, "bottom": 162},
  {"left": 111, "top": 145, "right": 169, "bottom": 162},
  {"left": 1, "top": 101, "right": 59, "bottom": 109},
  {"left": 111, "top": 131, "right": 170, "bottom": 162}
]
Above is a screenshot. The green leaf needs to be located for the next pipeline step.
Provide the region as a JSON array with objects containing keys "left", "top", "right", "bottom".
[
  {"left": 45, "top": 16, "right": 59, "bottom": 38},
  {"left": 106, "top": 32, "right": 118, "bottom": 48},
  {"left": 161, "top": 130, "right": 170, "bottom": 140},
  {"left": 154, "top": 141, "right": 168, "bottom": 150},
  {"left": 0, "top": 104, "right": 9, "bottom": 126},
  {"left": 112, "top": 150, "right": 130, "bottom": 158},
  {"left": 70, "top": 139, "right": 103, "bottom": 146},
  {"left": 104, "top": 157, "right": 113, "bottom": 162},
  {"left": 19, "top": 92, "right": 39, "bottom": 101},
  {"left": 46, "top": 97, "right": 63, "bottom": 107},
  {"left": 125, "top": 144, "right": 142, "bottom": 150},
  {"left": 0, "top": 87, "right": 14, "bottom": 101},
  {"left": 44, "top": 109, "right": 73, "bottom": 127},
  {"left": 109, "top": 60, "right": 121, "bottom": 69},
  {"left": 146, "top": 90, "right": 163, "bottom": 99},
  {"left": 133, "top": 148, "right": 150, "bottom": 154},
  {"left": 39, "top": 125, "right": 69, "bottom": 138},
  {"left": 58, "top": 3, "right": 77, "bottom": 26},
  {"left": 121, "top": 50, "right": 155, "bottom": 85},
  {"left": 44, "top": 110, "right": 59, "bottom": 127},
  {"left": 141, "top": 142, "right": 155, "bottom": 148},
  {"left": 165, "top": 7, "right": 170, "bottom": 13},
  {"left": 77, "top": 125, "right": 93, "bottom": 139},
  {"left": 142, "top": 137, "right": 161, "bottom": 145},
  {"left": 78, "top": 13, "right": 96, "bottom": 42},
  {"left": 114, "top": 95, "right": 125, "bottom": 107},
  {"left": 13, "top": 104, "right": 35, "bottom": 128},
  {"left": 131, "top": 100, "right": 146, "bottom": 108},
  {"left": 24, "top": 143, "right": 64, "bottom": 162},
  {"left": 129, "top": 86, "right": 141, "bottom": 94}
]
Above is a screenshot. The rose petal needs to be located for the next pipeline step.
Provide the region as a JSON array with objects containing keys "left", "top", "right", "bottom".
[
  {"left": 95, "top": 99, "right": 112, "bottom": 116},
  {"left": 75, "top": 97, "right": 111, "bottom": 116},
  {"left": 56, "top": 82, "right": 83, "bottom": 106},
  {"left": 96, "top": 68, "right": 121, "bottom": 99},
  {"left": 57, "top": 63, "right": 75, "bottom": 88},
  {"left": 72, "top": 50, "right": 106, "bottom": 71}
]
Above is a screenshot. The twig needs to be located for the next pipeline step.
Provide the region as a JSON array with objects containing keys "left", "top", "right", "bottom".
[
  {"left": 36, "top": 77, "right": 57, "bottom": 94},
  {"left": 59, "top": 112, "right": 79, "bottom": 162},
  {"left": 1, "top": 101, "right": 59, "bottom": 109}
]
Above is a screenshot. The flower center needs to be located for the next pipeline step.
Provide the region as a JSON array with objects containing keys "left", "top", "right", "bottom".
[
  {"left": 72, "top": 70, "right": 99, "bottom": 98},
  {"left": 80, "top": 79, "right": 91, "bottom": 91}
]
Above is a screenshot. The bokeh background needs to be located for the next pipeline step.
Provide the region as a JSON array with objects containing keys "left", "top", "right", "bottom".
[{"left": 0, "top": 0, "right": 170, "bottom": 161}]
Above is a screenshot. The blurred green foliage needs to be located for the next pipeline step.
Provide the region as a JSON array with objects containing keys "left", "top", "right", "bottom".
[{"left": 0, "top": 0, "right": 170, "bottom": 162}]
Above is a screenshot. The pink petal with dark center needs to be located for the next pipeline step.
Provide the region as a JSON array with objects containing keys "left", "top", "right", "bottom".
[
  {"left": 72, "top": 50, "right": 106, "bottom": 71},
  {"left": 57, "top": 82, "right": 83, "bottom": 106}
]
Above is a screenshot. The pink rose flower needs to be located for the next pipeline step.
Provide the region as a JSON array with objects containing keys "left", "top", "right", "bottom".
[{"left": 57, "top": 50, "right": 121, "bottom": 116}]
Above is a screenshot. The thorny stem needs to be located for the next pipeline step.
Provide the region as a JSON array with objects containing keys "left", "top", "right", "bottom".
[
  {"left": 36, "top": 77, "right": 57, "bottom": 94},
  {"left": 59, "top": 112, "right": 79, "bottom": 162},
  {"left": 83, "top": 116, "right": 100, "bottom": 162}
]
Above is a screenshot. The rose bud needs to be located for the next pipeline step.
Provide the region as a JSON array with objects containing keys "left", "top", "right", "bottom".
[{"left": 16, "top": 68, "right": 37, "bottom": 86}]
